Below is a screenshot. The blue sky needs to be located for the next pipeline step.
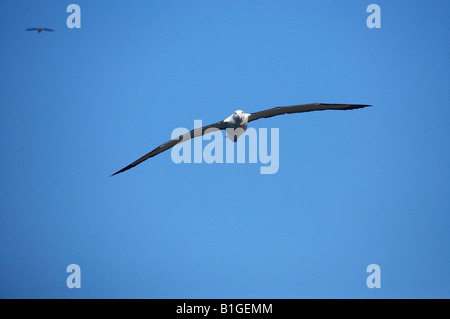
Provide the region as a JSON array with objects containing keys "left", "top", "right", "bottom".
[{"left": 0, "top": 0, "right": 449, "bottom": 298}]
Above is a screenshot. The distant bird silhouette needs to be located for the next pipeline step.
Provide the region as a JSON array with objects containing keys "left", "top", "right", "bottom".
[{"left": 26, "top": 28, "right": 54, "bottom": 33}]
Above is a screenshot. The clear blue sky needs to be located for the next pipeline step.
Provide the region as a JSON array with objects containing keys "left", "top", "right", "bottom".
[{"left": 1, "top": 0, "right": 449, "bottom": 298}]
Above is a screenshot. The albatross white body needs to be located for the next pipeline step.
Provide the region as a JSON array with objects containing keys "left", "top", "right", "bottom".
[{"left": 223, "top": 110, "right": 251, "bottom": 141}]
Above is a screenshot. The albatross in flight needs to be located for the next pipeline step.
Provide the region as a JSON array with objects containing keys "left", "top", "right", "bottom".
[
  {"left": 112, "top": 103, "right": 371, "bottom": 176},
  {"left": 26, "top": 28, "right": 54, "bottom": 33}
]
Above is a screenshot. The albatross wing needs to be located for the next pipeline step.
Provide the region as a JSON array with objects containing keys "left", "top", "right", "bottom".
[
  {"left": 111, "top": 120, "right": 227, "bottom": 176},
  {"left": 248, "top": 103, "right": 371, "bottom": 122}
]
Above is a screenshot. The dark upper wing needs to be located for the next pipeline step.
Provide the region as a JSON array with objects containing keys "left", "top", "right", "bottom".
[
  {"left": 248, "top": 103, "right": 371, "bottom": 122},
  {"left": 111, "top": 120, "right": 228, "bottom": 176},
  {"left": 42, "top": 28, "right": 54, "bottom": 32},
  {"left": 26, "top": 28, "right": 38, "bottom": 31}
]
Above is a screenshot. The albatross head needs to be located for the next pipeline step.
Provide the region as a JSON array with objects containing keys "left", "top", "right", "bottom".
[{"left": 233, "top": 110, "right": 245, "bottom": 121}]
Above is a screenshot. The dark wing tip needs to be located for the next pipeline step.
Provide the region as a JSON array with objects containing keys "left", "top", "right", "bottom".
[
  {"left": 350, "top": 103, "right": 372, "bottom": 108},
  {"left": 321, "top": 103, "right": 372, "bottom": 107},
  {"left": 43, "top": 28, "right": 54, "bottom": 31},
  {"left": 110, "top": 152, "right": 155, "bottom": 177},
  {"left": 111, "top": 167, "right": 129, "bottom": 177},
  {"left": 324, "top": 103, "right": 373, "bottom": 110},
  {"left": 354, "top": 104, "right": 373, "bottom": 109}
]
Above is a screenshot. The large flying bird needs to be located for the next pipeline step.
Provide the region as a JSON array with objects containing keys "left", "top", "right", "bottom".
[
  {"left": 26, "top": 28, "right": 54, "bottom": 33},
  {"left": 112, "top": 103, "right": 371, "bottom": 176}
]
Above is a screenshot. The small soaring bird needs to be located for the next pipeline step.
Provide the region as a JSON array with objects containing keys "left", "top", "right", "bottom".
[
  {"left": 111, "top": 103, "right": 372, "bottom": 176},
  {"left": 26, "top": 28, "right": 54, "bottom": 33}
]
